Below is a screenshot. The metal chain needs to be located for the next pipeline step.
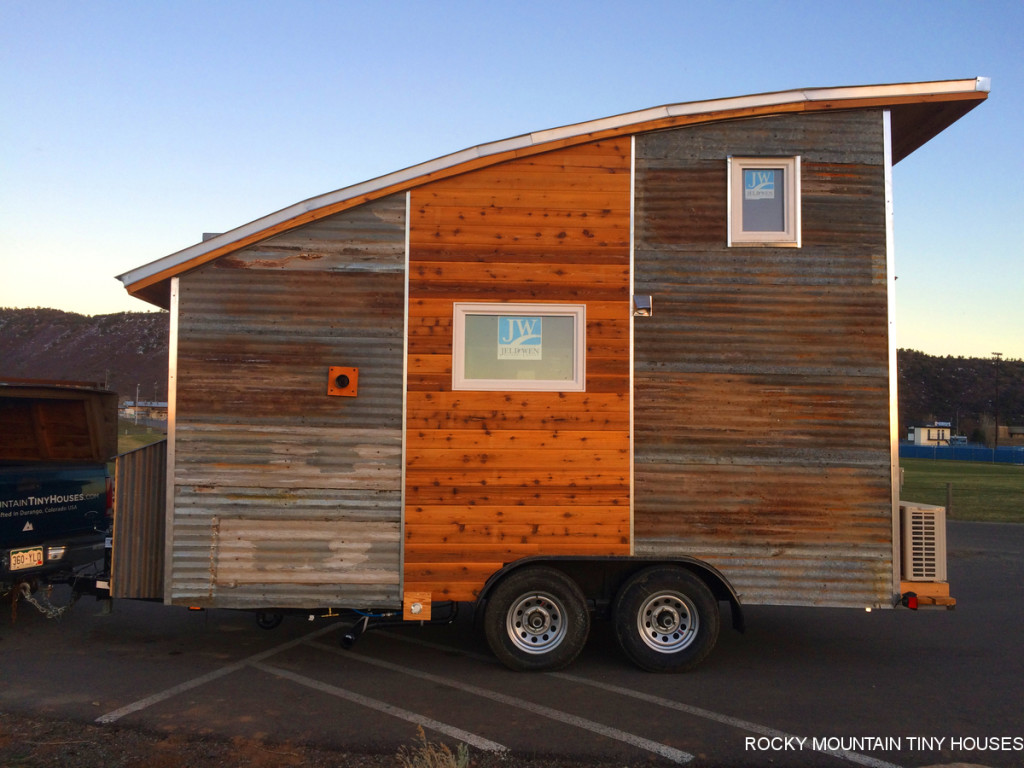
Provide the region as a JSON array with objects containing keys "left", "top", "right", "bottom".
[{"left": 18, "top": 582, "right": 79, "bottom": 619}]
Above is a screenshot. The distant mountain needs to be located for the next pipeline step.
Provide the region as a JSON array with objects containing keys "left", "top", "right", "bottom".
[
  {"left": 898, "top": 349, "right": 1023, "bottom": 443},
  {"left": 0, "top": 308, "right": 168, "bottom": 402},
  {"left": 1, "top": 308, "right": 1020, "bottom": 441}
]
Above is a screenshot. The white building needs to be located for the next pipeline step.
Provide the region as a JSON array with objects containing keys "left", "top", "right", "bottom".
[{"left": 907, "top": 422, "right": 952, "bottom": 446}]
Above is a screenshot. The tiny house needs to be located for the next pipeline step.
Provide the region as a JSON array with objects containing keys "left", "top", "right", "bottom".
[{"left": 116, "top": 79, "right": 987, "bottom": 671}]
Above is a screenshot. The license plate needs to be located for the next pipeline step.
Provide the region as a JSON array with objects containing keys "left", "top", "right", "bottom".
[{"left": 10, "top": 547, "right": 44, "bottom": 571}]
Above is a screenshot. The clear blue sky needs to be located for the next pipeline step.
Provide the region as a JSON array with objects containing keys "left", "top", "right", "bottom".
[{"left": 2, "top": 1, "right": 1020, "bottom": 359}]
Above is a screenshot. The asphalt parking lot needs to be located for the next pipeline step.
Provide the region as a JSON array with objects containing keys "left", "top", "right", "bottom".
[{"left": 2, "top": 521, "right": 1023, "bottom": 767}]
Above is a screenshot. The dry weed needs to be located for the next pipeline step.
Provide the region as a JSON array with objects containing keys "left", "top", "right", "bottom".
[{"left": 396, "top": 726, "right": 470, "bottom": 768}]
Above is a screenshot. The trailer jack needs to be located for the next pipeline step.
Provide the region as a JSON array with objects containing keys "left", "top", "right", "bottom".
[
  {"left": 341, "top": 614, "right": 370, "bottom": 649},
  {"left": 338, "top": 608, "right": 410, "bottom": 648}
]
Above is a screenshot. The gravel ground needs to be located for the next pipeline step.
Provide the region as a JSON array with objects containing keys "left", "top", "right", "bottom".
[{"left": 0, "top": 711, "right": 637, "bottom": 768}]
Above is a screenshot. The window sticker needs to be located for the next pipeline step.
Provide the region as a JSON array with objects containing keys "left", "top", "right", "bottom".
[
  {"left": 744, "top": 169, "right": 776, "bottom": 200},
  {"left": 497, "top": 316, "right": 542, "bottom": 360}
]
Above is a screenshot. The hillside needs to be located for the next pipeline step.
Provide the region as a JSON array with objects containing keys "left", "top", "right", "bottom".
[
  {"left": 0, "top": 308, "right": 1020, "bottom": 440},
  {"left": 898, "top": 348, "right": 1023, "bottom": 443},
  {"left": 0, "top": 308, "right": 168, "bottom": 402}
]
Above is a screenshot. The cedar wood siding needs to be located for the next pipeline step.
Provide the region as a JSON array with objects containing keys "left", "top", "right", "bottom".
[
  {"left": 633, "top": 110, "right": 894, "bottom": 608},
  {"left": 405, "top": 141, "right": 632, "bottom": 601},
  {"left": 169, "top": 194, "right": 407, "bottom": 608}
]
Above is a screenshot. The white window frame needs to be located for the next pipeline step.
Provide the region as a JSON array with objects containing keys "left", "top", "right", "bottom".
[
  {"left": 452, "top": 302, "right": 586, "bottom": 392},
  {"left": 727, "top": 156, "right": 801, "bottom": 247}
]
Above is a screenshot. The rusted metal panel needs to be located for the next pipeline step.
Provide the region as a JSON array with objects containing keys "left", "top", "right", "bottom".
[
  {"left": 112, "top": 440, "right": 166, "bottom": 599},
  {"left": 168, "top": 194, "right": 406, "bottom": 609},
  {"left": 217, "top": 199, "right": 406, "bottom": 271},
  {"left": 212, "top": 519, "right": 399, "bottom": 581},
  {"left": 633, "top": 110, "right": 895, "bottom": 608}
]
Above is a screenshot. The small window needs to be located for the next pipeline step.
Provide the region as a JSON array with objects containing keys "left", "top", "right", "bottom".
[
  {"left": 728, "top": 156, "right": 801, "bottom": 247},
  {"left": 452, "top": 302, "right": 585, "bottom": 391}
]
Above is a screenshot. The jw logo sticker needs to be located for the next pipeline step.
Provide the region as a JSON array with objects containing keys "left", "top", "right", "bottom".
[
  {"left": 744, "top": 169, "right": 776, "bottom": 200},
  {"left": 498, "top": 316, "right": 542, "bottom": 360}
]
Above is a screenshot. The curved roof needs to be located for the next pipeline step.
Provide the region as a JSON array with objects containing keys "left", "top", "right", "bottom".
[{"left": 120, "top": 77, "right": 989, "bottom": 308}]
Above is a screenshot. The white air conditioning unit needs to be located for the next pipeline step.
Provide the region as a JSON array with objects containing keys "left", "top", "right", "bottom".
[{"left": 900, "top": 502, "right": 948, "bottom": 582}]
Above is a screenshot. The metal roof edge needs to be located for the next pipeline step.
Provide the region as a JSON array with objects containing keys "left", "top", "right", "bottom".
[{"left": 118, "top": 78, "right": 989, "bottom": 291}]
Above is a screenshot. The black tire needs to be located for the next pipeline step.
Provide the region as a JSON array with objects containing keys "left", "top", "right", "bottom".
[
  {"left": 484, "top": 566, "right": 590, "bottom": 672},
  {"left": 613, "top": 566, "right": 720, "bottom": 672},
  {"left": 256, "top": 611, "right": 284, "bottom": 630}
]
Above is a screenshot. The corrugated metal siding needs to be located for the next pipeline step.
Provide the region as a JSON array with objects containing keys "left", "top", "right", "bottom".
[
  {"left": 169, "top": 194, "right": 406, "bottom": 609},
  {"left": 633, "top": 110, "right": 895, "bottom": 608},
  {"left": 112, "top": 439, "right": 166, "bottom": 599}
]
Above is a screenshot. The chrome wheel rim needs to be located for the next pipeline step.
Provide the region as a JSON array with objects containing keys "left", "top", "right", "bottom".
[
  {"left": 506, "top": 592, "right": 567, "bottom": 654},
  {"left": 636, "top": 590, "right": 699, "bottom": 653}
]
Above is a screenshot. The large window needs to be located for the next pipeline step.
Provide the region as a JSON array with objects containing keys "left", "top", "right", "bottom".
[
  {"left": 728, "top": 156, "right": 801, "bottom": 247},
  {"left": 452, "top": 302, "right": 586, "bottom": 391}
]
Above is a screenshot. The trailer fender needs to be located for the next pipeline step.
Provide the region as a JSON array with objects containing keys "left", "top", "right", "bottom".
[{"left": 474, "top": 555, "right": 744, "bottom": 634}]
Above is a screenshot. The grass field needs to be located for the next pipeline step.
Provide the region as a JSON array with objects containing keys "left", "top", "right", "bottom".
[
  {"left": 901, "top": 458, "right": 1024, "bottom": 523},
  {"left": 117, "top": 418, "right": 167, "bottom": 454}
]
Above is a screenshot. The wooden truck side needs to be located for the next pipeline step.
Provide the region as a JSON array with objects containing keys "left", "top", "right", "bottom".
[{"left": 114, "top": 79, "right": 986, "bottom": 671}]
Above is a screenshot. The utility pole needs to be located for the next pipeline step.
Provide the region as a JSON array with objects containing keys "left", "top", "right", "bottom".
[{"left": 993, "top": 352, "right": 1002, "bottom": 451}]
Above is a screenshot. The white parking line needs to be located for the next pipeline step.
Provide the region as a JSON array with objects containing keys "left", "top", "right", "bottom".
[
  {"left": 377, "top": 631, "right": 903, "bottom": 768},
  {"left": 551, "top": 673, "right": 904, "bottom": 768},
  {"left": 308, "top": 640, "right": 694, "bottom": 764},
  {"left": 377, "top": 630, "right": 494, "bottom": 663},
  {"left": 252, "top": 662, "right": 507, "bottom": 753},
  {"left": 95, "top": 622, "right": 342, "bottom": 724}
]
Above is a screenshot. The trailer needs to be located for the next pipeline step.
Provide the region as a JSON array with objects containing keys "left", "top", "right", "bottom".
[{"left": 113, "top": 79, "right": 986, "bottom": 671}]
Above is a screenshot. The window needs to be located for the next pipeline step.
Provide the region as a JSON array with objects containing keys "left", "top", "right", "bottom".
[
  {"left": 728, "top": 156, "right": 801, "bottom": 247},
  {"left": 452, "top": 302, "right": 586, "bottom": 391}
]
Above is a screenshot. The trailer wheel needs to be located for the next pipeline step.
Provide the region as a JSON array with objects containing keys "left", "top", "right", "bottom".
[
  {"left": 484, "top": 567, "right": 590, "bottom": 672},
  {"left": 613, "top": 566, "right": 719, "bottom": 672}
]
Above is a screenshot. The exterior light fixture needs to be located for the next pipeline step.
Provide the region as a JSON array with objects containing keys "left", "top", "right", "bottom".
[{"left": 632, "top": 295, "right": 653, "bottom": 317}]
